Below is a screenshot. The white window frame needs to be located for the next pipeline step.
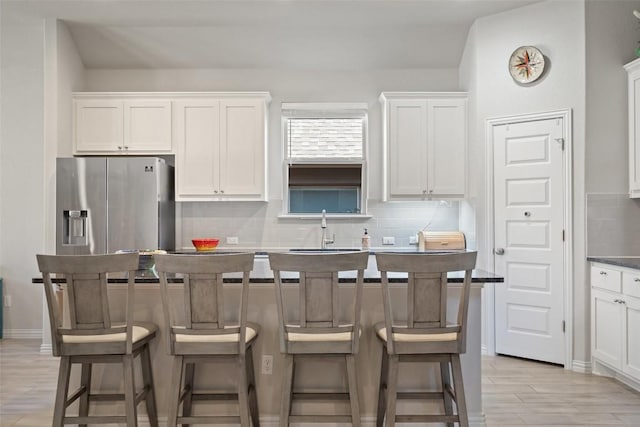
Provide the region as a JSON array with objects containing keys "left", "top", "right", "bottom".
[{"left": 280, "top": 102, "right": 369, "bottom": 218}]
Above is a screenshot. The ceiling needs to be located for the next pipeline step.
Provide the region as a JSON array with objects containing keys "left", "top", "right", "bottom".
[{"left": 2, "top": 0, "right": 541, "bottom": 70}]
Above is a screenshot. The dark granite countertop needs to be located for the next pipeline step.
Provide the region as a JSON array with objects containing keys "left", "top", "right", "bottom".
[{"left": 587, "top": 256, "right": 640, "bottom": 270}]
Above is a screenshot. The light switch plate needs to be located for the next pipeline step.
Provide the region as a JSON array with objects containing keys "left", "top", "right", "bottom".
[
  {"left": 382, "top": 237, "right": 395, "bottom": 245},
  {"left": 226, "top": 237, "right": 239, "bottom": 245}
]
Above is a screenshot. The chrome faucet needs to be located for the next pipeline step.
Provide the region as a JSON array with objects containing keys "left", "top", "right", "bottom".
[{"left": 320, "top": 209, "right": 335, "bottom": 249}]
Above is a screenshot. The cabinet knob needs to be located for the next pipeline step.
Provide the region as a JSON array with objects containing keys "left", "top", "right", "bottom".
[
  {"left": 220, "top": 190, "right": 224, "bottom": 194},
  {"left": 614, "top": 299, "right": 621, "bottom": 303},
  {"left": 634, "top": 278, "right": 640, "bottom": 282},
  {"left": 123, "top": 146, "right": 129, "bottom": 150},
  {"left": 117, "top": 146, "right": 123, "bottom": 150},
  {"left": 600, "top": 271, "right": 607, "bottom": 275},
  {"left": 423, "top": 190, "right": 427, "bottom": 195},
  {"left": 429, "top": 189, "right": 433, "bottom": 194},
  {"left": 214, "top": 190, "right": 218, "bottom": 194},
  {"left": 620, "top": 300, "right": 627, "bottom": 305}
]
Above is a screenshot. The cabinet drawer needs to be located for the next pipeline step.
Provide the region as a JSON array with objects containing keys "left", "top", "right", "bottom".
[
  {"left": 623, "top": 271, "right": 640, "bottom": 299},
  {"left": 591, "top": 266, "right": 622, "bottom": 293}
]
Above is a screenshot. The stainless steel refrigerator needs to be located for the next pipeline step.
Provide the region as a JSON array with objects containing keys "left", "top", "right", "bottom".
[{"left": 56, "top": 157, "right": 175, "bottom": 255}]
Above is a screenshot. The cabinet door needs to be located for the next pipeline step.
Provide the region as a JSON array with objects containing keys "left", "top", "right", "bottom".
[
  {"left": 174, "top": 100, "right": 220, "bottom": 198},
  {"left": 427, "top": 98, "right": 466, "bottom": 196},
  {"left": 622, "top": 294, "right": 640, "bottom": 379},
  {"left": 74, "top": 99, "right": 123, "bottom": 153},
  {"left": 124, "top": 100, "right": 172, "bottom": 152},
  {"left": 219, "top": 99, "right": 266, "bottom": 198},
  {"left": 387, "top": 99, "right": 428, "bottom": 197},
  {"left": 592, "top": 288, "right": 622, "bottom": 369}
]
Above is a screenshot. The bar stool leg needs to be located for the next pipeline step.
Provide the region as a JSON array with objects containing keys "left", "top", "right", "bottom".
[
  {"left": 451, "top": 355, "right": 468, "bottom": 427},
  {"left": 345, "top": 354, "right": 361, "bottom": 427},
  {"left": 440, "top": 361, "right": 454, "bottom": 427},
  {"left": 78, "top": 362, "right": 92, "bottom": 427},
  {"left": 123, "top": 354, "right": 138, "bottom": 427},
  {"left": 182, "top": 362, "right": 195, "bottom": 422},
  {"left": 238, "top": 353, "right": 251, "bottom": 427},
  {"left": 384, "top": 355, "right": 399, "bottom": 427},
  {"left": 141, "top": 344, "right": 159, "bottom": 427},
  {"left": 247, "top": 347, "right": 260, "bottom": 427},
  {"left": 53, "top": 356, "right": 72, "bottom": 427},
  {"left": 167, "top": 356, "right": 183, "bottom": 427},
  {"left": 376, "top": 346, "right": 389, "bottom": 427},
  {"left": 280, "top": 354, "right": 294, "bottom": 427}
]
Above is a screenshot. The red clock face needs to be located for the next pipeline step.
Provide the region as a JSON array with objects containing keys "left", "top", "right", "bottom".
[{"left": 509, "top": 46, "right": 545, "bottom": 84}]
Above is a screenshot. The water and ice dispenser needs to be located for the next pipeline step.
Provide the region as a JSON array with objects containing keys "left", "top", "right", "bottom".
[{"left": 62, "top": 210, "right": 88, "bottom": 246}]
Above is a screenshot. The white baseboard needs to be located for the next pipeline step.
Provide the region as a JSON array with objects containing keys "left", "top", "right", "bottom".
[
  {"left": 572, "top": 359, "right": 592, "bottom": 374},
  {"left": 1, "top": 329, "right": 42, "bottom": 339}
]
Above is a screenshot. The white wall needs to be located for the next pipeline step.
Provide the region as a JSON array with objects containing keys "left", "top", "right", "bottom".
[
  {"left": 85, "top": 68, "right": 464, "bottom": 250},
  {"left": 0, "top": 12, "right": 47, "bottom": 337},
  {"left": 459, "top": 0, "right": 588, "bottom": 362},
  {"left": 586, "top": 0, "right": 640, "bottom": 194}
]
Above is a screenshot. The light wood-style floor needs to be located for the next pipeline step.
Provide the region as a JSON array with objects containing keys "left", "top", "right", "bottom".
[{"left": 1, "top": 339, "right": 640, "bottom": 426}]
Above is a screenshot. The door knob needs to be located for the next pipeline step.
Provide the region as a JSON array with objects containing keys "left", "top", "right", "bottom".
[{"left": 494, "top": 248, "right": 505, "bottom": 255}]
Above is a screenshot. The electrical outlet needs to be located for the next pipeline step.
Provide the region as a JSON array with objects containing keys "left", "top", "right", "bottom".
[
  {"left": 226, "top": 237, "right": 239, "bottom": 245},
  {"left": 261, "top": 355, "right": 273, "bottom": 375},
  {"left": 409, "top": 235, "right": 418, "bottom": 245},
  {"left": 382, "top": 236, "right": 395, "bottom": 245},
  {"left": 4, "top": 295, "right": 11, "bottom": 307}
]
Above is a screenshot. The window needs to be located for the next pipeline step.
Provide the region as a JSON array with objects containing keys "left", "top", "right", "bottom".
[{"left": 282, "top": 103, "right": 367, "bottom": 215}]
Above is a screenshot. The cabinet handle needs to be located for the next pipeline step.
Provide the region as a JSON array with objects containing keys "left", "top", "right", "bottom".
[
  {"left": 429, "top": 189, "right": 433, "bottom": 194},
  {"left": 117, "top": 146, "right": 123, "bottom": 150},
  {"left": 220, "top": 190, "right": 224, "bottom": 194},
  {"left": 422, "top": 190, "right": 427, "bottom": 195},
  {"left": 635, "top": 278, "right": 640, "bottom": 282},
  {"left": 620, "top": 300, "right": 626, "bottom": 305},
  {"left": 124, "top": 146, "right": 129, "bottom": 150},
  {"left": 599, "top": 271, "right": 607, "bottom": 275},
  {"left": 214, "top": 190, "right": 218, "bottom": 194}
]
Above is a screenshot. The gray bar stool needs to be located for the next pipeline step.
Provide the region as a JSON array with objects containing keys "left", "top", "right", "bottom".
[
  {"left": 36, "top": 252, "right": 159, "bottom": 427},
  {"left": 155, "top": 253, "right": 259, "bottom": 427},
  {"left": 268, "top": 251, "right": 369, "bottom": 427},
  {"left": 374, "top": 251, "right": 477, "bottom": 427}
]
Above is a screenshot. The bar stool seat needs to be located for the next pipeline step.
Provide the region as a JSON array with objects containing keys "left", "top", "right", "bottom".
[{"left": 60, "top": 322, "right": 156, "bottom": 344}]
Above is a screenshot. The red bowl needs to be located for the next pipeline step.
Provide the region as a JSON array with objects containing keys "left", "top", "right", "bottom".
[{"left": 192, "top": 238, "right": 220, "bottom": 252}]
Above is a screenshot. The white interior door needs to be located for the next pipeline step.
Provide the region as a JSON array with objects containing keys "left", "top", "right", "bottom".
[{"left": 493, "top": 117, "right": 566, "bottom": 365}]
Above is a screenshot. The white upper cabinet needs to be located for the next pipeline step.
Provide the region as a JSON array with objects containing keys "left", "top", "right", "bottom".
[
  {"left": 74, "top": 95, "right": 172, "bottom": 154},
  {"left": 625, "top": 59, "right": 640, "bottom": 198},
  {"left": 174, "top": 94, "right": 269, "bottom": 201},
  {"left": 380, "top": 92, "right": 467, "bottom": 200}
]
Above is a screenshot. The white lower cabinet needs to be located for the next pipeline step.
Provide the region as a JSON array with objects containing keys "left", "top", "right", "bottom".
[{"left": 591, "top": 263, "right": 640, "bottom": 388}]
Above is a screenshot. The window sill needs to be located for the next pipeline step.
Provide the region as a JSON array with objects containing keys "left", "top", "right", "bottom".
[{"left": 277, "top": 213, "right": 373, "bottom": 220}]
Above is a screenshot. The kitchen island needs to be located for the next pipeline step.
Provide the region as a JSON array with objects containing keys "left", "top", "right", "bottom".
[{"left": 35, "top": 254, "right": 502, "bottom": 427}]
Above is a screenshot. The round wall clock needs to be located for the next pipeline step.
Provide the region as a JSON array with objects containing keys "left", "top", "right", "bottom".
[{"left": 508, "top": 46, "right": 545, "bottom": 84}]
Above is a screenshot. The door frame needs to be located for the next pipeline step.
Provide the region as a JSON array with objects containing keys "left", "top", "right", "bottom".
[{"left": 484, "top": 109, "right": 574, "bottom": 369}]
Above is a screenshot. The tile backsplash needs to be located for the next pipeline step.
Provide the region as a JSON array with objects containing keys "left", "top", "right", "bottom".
[
  {"left": 586, "top": 193, "right": 640, "bottom": 256},
  {"left": 178, "top": 199, "right": 462, "bottom": 250}
]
